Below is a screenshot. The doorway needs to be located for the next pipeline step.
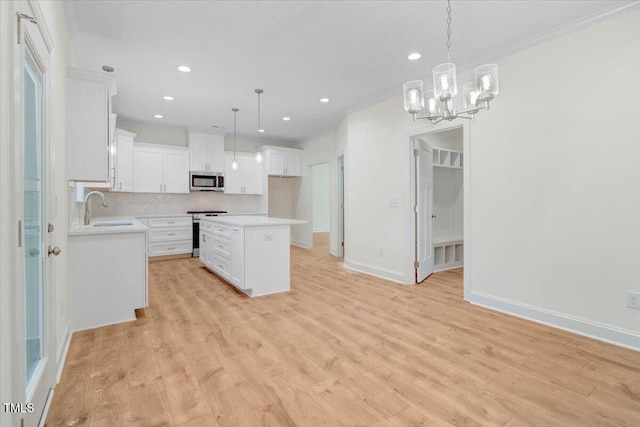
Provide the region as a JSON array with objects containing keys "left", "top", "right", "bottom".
[
  {"left": 411, "top": 124, "right": 466, "bottom": 287},
  {"left": 310, "top": 162, "right": 330, "bottom": 252}
]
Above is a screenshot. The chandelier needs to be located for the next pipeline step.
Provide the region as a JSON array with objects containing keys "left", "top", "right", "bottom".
[{"left": 403, "top": 0, "right": 499, "bottom": 124}]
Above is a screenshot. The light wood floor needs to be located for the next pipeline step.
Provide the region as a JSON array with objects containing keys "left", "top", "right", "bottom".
[{"left": 46, "top": 233, "right": 640, "bottom": 426}]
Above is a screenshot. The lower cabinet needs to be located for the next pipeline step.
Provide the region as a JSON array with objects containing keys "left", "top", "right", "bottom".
[
  {"left": 199, "top": 219, "right": 291, "bottom": 297},
  {"left": 139, "top": 215, "right": 192, "bottom": 258},
  {"left": 68, "top": 231, "right": 147, "bottom": 331}
]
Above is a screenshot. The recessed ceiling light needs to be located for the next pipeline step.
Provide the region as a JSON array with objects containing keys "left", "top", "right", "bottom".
[
  {"left": 320, "top": 98, "right": 329, "bottom": 103},
  {"left": 408, "top": 53, "right": 421, "bottom": 61},
  {"left": 163, "top": 96, "right": 174, "bottom": 101},
  {"left": 282, "top": 117, "right": 291, "bottom": 121},
  {"left": 178, "top": 65, "right": 191, "bottom": 73},
  {"left": 154, "top": 114, "right": 163, "bottom": 119},
  {"left": 258, "top": 129, "right": 265, "bottom": 133}
]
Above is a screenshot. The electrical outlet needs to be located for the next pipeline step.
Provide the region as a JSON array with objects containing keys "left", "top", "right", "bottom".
[{"left": 627, "top": 291, "right": 640, "bottom": 310}]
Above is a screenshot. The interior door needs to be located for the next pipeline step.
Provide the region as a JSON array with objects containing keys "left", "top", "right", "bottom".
[
  {"left": 15, "top": 4, "right": 56, "bottom": 425},
  {"left": 416, "top": 139, "right": 434, "bottom": 282}
]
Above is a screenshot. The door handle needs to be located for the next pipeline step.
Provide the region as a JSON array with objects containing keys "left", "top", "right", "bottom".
[{"left": 48, "top": 246, "right": 62, "bottom": 256}]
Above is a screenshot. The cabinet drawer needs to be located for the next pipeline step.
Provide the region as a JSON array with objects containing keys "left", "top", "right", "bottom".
[
  {"left": 149, "top": 226, "right": 191, "bottom": 242},
  {"left": 211, "top": 254, "right": 231, "bottom": 280},
  {"left": 149, "top": 241, "right": 192, "bottom": 257},
  {"left": 212, "top": 224, "right": 232, "bottom": 239},
  {"left": 212, "top": 236, "right": 231, "bottom": 259},
  {"left": 200, "top": 221, "right": 214, "bottom": 233},
  {"left": 149, "top": 217, "right": 191, "bottom": 228}
]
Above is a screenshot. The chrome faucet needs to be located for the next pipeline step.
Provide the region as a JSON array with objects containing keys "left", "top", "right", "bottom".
[{"left": 84, "top": 191, "right": 108, "bottom": 225}]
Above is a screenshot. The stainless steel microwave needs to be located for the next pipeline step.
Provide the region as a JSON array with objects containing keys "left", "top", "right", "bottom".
[{"left": 190, "top": 171, "right": 224, "bottom": 192}]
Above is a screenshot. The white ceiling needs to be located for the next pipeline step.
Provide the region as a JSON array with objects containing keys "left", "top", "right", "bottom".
[{"left": 63, "top": 0, "right": 636, "bottom": 145}]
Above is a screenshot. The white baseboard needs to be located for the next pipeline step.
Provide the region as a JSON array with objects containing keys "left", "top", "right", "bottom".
[
  {"left": 56, "top": 327, "right": 72, "bottom": 383},
  {"left": 468, "top": 291, "right": 640, "bottom": 351},
  {"left": 344, "top": 258, "right": 406, "bottom": 284},
  {"left": 291, "top": 239, "right": 308, "bottom": 248}
]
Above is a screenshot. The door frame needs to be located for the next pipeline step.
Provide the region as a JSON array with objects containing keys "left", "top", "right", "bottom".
[
  {"left": 11, "top": 1, "right": 57, "bottom": 425},
  {"left": 336, "top": 155, "right": 345, "bottom": 258},
  {"left": 406, "top": 121, "right": 471, "bottom": 298}
]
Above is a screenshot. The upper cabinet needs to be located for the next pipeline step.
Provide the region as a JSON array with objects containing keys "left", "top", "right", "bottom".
[
  {"left": 112, "top": 128, "right": 136, "bottom": 192},
  {"left": 188, "top": 132, "right": 224, "bottom": 173},
  {"left": 134, "top": 143, "right": 189, "bottom": 193},
  {"left": 260, "top": 146, "right": 302, "bottom": 177},
  {"left": 224, "top": 152, "right": 262, "bottom": 195},
  {"left": 67, "top": 67, "right": 117, "bottom": 181}
]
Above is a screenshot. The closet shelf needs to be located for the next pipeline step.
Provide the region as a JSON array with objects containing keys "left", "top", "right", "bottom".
[{"left": 433, "top": 148, "right": 463, "bottom": 169}]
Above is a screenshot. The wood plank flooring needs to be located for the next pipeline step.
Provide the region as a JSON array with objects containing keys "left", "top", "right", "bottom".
[{"left": 45, "top": 233, "right": 640, "bottom": 426}]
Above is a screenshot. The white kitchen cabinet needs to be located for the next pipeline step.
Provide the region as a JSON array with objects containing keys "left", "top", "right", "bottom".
[
  {"left": 134, "top": 143, "right": 189, "bottom": 193},
  {"left": 188, "top": 132, "right": 224, "bottom": 172},
  {"left": 67, "top": 67, "right": 117, "bottom": 182},
  {"left": 230, "top": 227, "right": 245, "bottom": 288},
  {"left": 223, "top": 152, "right": 263, "bottom": 194},
  {"left": 140, "top": 215, "right": 192, "bottom": 258},
  {"left": 199, "top": 221, "right": 214, "bottom": 268},
  {"left": 68, "top": 227, "right": 147, "bottom": 331},
  {"left": 112, "top": 128, "right": 136, "bottom": 192},
  {"left": 199, "top": 216, "right": 306, "bottom": 297},
  {"left": 260, "top": 146, "right": 302, "bottom": 177}
]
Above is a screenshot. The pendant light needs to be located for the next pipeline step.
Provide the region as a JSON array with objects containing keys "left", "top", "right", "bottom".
[
  {"left": 403, "top": 0, "right": 499, "bottom": 124},
  {"left": 231, "top": 108, "right": 239, "bottom": 170},
  {"left": 255, "top": 89, "right": 264, "bottom": 163}
]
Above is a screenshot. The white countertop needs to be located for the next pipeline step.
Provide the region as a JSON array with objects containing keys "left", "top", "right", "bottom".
[
  {"left": 201, "top": 215, "right": 307, "bottom": 227},
  {"left": 134, "top": 214, "right": 192, "bottom": 218},
  {"left": 69, "top": 217, "right": 149, "bottom": 236}
]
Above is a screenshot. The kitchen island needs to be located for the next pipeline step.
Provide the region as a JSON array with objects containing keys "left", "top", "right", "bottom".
[{"left": 199, "top": 216, "right": 306, "bottom": 297}]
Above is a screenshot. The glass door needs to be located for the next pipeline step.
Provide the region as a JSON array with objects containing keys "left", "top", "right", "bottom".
[
  {"left": 23, "top": 48, "right": 45, "bottom": 396},
  {"left": 17, "top": 9, "right": 54, "bottom": 424}
]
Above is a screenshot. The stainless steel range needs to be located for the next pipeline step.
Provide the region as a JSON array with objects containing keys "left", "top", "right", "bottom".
[{"left": 188, "top": 210, "right": 227, "bottom": 257}]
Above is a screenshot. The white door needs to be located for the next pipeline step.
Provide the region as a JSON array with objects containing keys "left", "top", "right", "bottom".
[
  {"left": 285, "top": 152, "right": 301, "bottom": 176},
  {"left": 164, "top": 150, "right": 189, "bottom": 193},
  {"left": 134, "top": 147, "right": 163, "bottom": 192},
  {"left": 337, "top": 155, "right": 345, "bottom": 258},
  {"left": 115, "top": 134, "right": 134, "bottom": 192},
  {"left": 416, "top": 139, "right": 434, "bottom": 282},
  {"left": 15, "top": 4, "right": 57, "bottom": 425},
  {"left": 242, "top": 156, "right": 262, "bottom": 194},
  {"left": 269, "top": 151, "right": 286, "bottom": 175},
  {"left": 224, "top": 154, "right": 242, "bottom": 193}
]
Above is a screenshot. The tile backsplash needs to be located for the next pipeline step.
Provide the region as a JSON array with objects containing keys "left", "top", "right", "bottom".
[{"left": 70, "top": 186, "right": 263, "bottom": 225}]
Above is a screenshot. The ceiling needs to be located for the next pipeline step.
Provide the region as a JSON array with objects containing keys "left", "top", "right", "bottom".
[{"left": 63, "top": 0, "right": 636, "bottom": 145}]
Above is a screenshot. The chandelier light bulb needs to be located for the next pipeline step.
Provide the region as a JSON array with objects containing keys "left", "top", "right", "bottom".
[{"left": 403, "top": 80, "right": 424, "bottom": 114}]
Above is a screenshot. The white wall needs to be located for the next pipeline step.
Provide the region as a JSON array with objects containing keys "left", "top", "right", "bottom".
[
  {"left": 1, "top": 1, "right": 73, "bottom": 423},
  {"left": 312, "top": 163, "right": 330, "bottom": 232},
  {"left": 467, "top": 9, "right": 640, "bottom": 347}
]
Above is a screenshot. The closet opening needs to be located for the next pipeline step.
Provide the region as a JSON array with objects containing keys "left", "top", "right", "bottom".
[{"left": 412, "top": 125, "right": 465, "bottom": 286}]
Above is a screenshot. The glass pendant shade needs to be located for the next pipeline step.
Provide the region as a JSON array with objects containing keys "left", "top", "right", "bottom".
[
  {"left": 403, "top": 80, "right": 424, "bottom": 114},
  {"left": 463, "top": 82, "right": 481, "bottom": 113},
  {"left": 424, "top": 90, "right": 441, "bottom": 119},
  {"left": 231, "top": 159, "right": 238, "bottom": 170},
  {"left": 433, "top": 63, "right": 457, "bottom": 100},
  {"left": 475, "top": 64, "right": 499, "bottom": 101}
]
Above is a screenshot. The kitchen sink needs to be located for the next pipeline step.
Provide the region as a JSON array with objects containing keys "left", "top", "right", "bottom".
[{"left": 92, "top": 221, "right": 134, "bottom": 227}]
